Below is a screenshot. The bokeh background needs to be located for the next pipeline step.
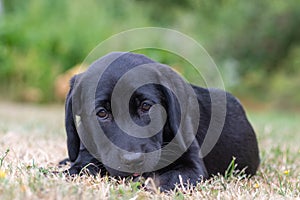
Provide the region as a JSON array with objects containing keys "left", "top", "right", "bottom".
[
  {"left": 0, "top": 0, "right": 299, "bottom": 110},
  {"left": 0, "top": 2, "right": 300, "bottom": 198}
]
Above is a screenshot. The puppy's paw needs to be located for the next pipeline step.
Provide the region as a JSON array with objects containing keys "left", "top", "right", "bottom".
[
  {"left": 154, "top": 169, "right": 204, "bottom": 192},
  {"left": 58, "top": 158, "right": 70, "bottom": 166}
]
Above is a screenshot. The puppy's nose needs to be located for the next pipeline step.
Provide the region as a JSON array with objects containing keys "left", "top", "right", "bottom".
[{"left": 121, "top": 153, "right": 144, "bottom": 168}]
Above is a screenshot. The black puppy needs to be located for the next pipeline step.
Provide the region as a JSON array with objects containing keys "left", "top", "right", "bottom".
[{"left": 63, "top": 52, "right": 259, "bottom": 191}]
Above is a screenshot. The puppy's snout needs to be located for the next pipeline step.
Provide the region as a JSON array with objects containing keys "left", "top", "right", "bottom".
[{"left": 121, "top": 153, "right": 145, "bottom": 168}]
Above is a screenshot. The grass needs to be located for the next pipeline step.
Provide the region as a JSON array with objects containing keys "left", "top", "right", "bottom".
[{"left": 0, "top": 101, "right": 299, "bottom": 199}]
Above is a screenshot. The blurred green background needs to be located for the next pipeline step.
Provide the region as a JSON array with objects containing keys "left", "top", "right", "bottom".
[{"left": 0, "top": 0, "right": 299, "bottom": 110}]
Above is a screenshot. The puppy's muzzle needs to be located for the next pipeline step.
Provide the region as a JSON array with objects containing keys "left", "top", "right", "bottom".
[{"left": 120, "top": 152, "right": 145, "bottom": 171}]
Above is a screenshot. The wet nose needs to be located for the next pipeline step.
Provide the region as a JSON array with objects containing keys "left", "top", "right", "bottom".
[{"left": 121, "top": 153, "right": 144, "bottom": 168}]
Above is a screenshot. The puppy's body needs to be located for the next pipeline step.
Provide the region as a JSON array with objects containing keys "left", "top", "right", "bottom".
[{"left": 64, "top": 52, "right": 259, "bottom": 190}]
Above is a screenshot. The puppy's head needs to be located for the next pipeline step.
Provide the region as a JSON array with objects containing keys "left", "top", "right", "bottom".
[{"left": 66, "top": 52, "right": 200, "bottom": 177}]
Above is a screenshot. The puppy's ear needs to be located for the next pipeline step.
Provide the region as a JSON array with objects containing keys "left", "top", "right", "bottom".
[
  {"left": 162, "top": 87, "right": 185, "bottom": 148},
  {"left": 65, "top": 75, "right": 80, "bottom": 162},
  {"left": 160, "top": 72, "right": 199, "bottom": 152}
]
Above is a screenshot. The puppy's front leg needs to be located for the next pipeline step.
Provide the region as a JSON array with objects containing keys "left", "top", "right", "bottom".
[
  {"left": 155, "top": 160, "right": 208, "bottom": 191},
  {"left": 67, "top": 148, "right": 105, "bottom": 176}
]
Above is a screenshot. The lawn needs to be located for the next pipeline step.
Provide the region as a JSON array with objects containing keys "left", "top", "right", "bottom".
[{"left": 0, "top": 101, "right": 299, "bottom": 199}]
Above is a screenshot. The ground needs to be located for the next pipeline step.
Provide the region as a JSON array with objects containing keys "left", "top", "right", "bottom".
[{"left": 0, "top": 101, "right": 299, "bottom": 199}]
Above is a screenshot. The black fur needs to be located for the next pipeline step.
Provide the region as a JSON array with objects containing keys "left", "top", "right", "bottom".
[{"left": 62, "top": 52, "right": 259, "bottom": 191}]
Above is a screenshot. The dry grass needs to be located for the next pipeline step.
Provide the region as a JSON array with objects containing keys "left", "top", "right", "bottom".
[{"left": 0, "top": 102, "right": 299, "bottom": 199}]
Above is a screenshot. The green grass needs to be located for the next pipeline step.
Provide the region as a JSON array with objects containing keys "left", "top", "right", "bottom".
[
  {"left": 0, "top": 102, "right": 299, "bottom": 199},
  {"left": 1, "top": 0, "right": 300, "bottom": 105}
]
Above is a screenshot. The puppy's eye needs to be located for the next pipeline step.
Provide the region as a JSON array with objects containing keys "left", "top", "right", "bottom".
[
  {"left": 97, "top": 108, "right": 109, "bottom": 119},
  {"left": 141, "top": 102, "right": 152, "bottom": 112}
]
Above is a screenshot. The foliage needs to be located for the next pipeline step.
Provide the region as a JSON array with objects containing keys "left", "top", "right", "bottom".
[{"left": 0, "top": 0, "right": 299, "bottom": 106}]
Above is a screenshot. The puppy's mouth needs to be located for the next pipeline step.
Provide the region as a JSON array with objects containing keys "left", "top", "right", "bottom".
[
  {"left": 133, "top": 173, "right": 141, "bottom": 177},
  {"left": 131, "top": 172, "right": 153, "bottom": 181}
]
